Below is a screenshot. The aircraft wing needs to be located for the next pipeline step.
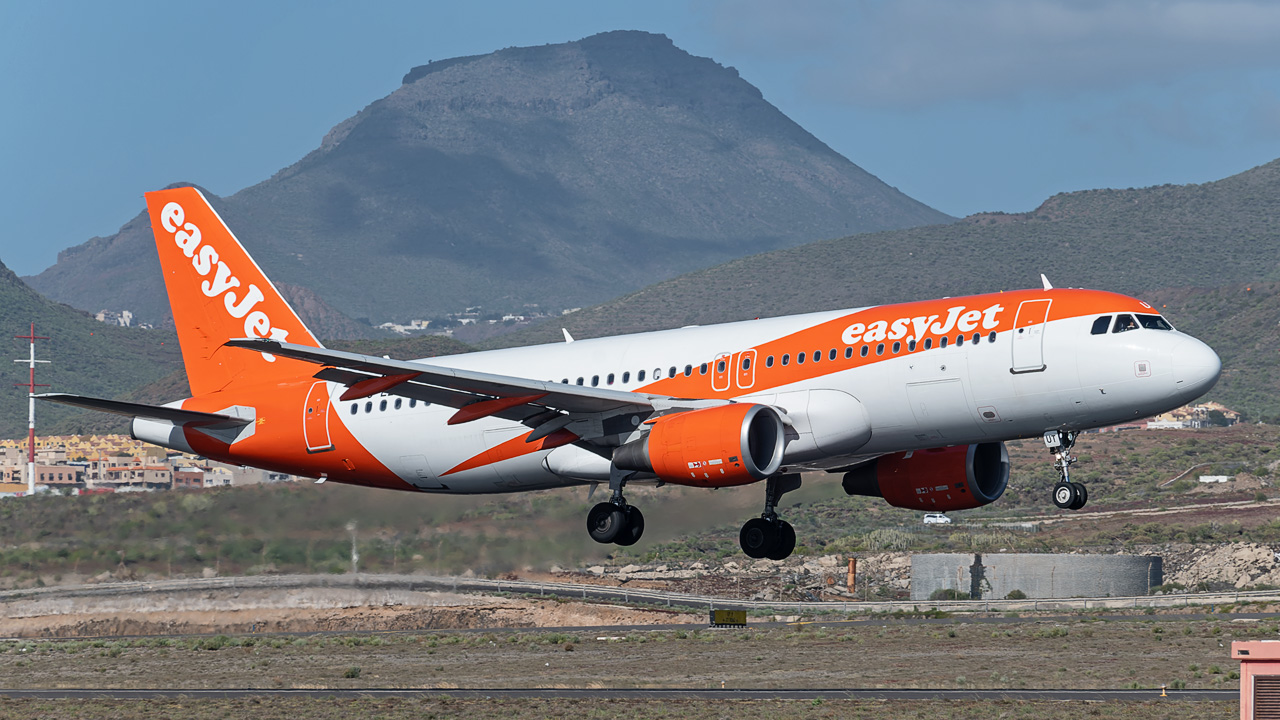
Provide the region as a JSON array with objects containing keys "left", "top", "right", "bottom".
[
  {"left": 36, "top": 393, "right": 252, "bottom": 428},
  {"left": 223, "top": 339, "right": 694, "bottom": 425}
]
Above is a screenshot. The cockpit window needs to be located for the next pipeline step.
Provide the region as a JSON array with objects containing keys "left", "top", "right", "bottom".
[
  {"left": 1137, "top": 314, "right": 1174, "bottom": 331},
  {"left": 1112, "top": 314, "right": 1139, "bottom": 333},
  {"left": 1090, "top": 316, "right": 1111, "bottom": 335}
]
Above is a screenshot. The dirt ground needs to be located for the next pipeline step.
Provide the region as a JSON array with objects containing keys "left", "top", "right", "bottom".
[{"left": 0, "top": 588, "right": 699, "bottom": 638}]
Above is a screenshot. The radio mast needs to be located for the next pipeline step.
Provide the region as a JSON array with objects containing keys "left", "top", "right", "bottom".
[{"left": 14, "top": 323, "right": 49, "bottom": 495}]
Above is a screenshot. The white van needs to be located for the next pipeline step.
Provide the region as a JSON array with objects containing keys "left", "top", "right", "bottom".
[{"left": 922, "top": 513, "right": 951, "bottom": 525}]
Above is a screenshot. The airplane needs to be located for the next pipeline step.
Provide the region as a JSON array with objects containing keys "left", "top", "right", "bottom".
[{"left": 41, "top": 187, "right": 1222, "bottom": 560}]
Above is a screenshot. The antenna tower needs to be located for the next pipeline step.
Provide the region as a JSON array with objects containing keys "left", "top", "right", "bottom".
[{"left": 14, "top": 323, "right": 49, "bottom": 495}]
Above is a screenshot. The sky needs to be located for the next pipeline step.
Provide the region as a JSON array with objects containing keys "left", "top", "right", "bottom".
[{"left": 3, "top": 0, "right": 1280, "bottom": 276}]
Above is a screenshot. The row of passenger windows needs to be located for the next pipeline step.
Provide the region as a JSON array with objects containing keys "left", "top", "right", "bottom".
[
  {"left": 1090, "top": 313, "right": 1174, "bottom": 335},
  {"left": 558, "top": 331, "right": 1000, "bottom": 387},
  {"left": 349, "top": 397, "right": 427, "bottom": 415}
]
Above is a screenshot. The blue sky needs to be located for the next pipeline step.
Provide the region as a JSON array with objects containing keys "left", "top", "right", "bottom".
[{"left": 3, "top": 0, "right": 1280, "bottom": 276}]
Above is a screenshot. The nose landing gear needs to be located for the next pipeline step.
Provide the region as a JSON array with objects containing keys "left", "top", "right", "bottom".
[
  {"left": 738, "top": 474, "right": 801, "bottom": 560},
  {"left": 1045, "top": 430, "right": 1087, "bottom": 510}
]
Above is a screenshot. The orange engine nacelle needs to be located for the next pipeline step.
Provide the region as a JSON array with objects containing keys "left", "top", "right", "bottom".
[
  {"left": 841, "top": 443, "right": 1009, "bottom": 512},
  {"left": 613, "top": 404, "right": 785, "bottom": 487}
]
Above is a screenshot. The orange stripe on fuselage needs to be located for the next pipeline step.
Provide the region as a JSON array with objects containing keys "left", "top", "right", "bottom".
[
  {"left": 442, "top": 429, "right": 579, "bottom": 477},
  {"left": 637, "top": 288, "right": 1154, "bottom": 399},
  {"left": 178, "top": 380, "right": 414, "bottom": 491}
]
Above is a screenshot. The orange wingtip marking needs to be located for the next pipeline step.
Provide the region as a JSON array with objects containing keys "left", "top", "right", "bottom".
[
  {"left": 447, "top": 393, "right": 548, "bottom": 426},
  {"left": 339, "top": 372, "right": 421, "bottom": 401},
  {"left": 442, "top": 428, "right": 578, "bottom": 476}
]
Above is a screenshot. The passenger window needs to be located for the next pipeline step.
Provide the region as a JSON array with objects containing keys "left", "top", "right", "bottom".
[
  {"left": 607, "top": 373, "right": 615, "bottom": 385},
  {"left": 576, "top": 377, "right": 584, "bottom": 385},
  {"left": 956, "top": 335, "right": 964, "bottom": 346},
  {"left": 668, "top": 367, "right": 677, "bottom": 378},
  {"left": 988, "top": 331, "right": 997, "bottom": 343},
  {"left": 797, "top": 353, "right": 805, "bottom": 365},
  {"left": 684, "top": 365, "right": 693, "bottom": 377},
  {"left": 561, "top": 378, "right": 568, "bottom": 384},
  {"left": 394, "top": 398, "right": 402, "bottom": 410},
  {"left": 782, "top": 354, "right": 790, "bottom": 366},
  {"left": 589, "top": 375, "right": 598, "bottom": 387},
  {"left": 845, "top": 347, "right": 853, "bottom": 359},
  {"left": 892, "top": 341, "right": 901, "bottom": 354},
  {"left": 876, "top": 343, "right": 885, "bottom": 356},
  {"left": 907, "top": 340, "right": 916, "bottom": 352},
  {"left": 1112, "top": 314, "right": 1139, "bottom": 333},
  {"left": 860, "top": 345, "right": 868, "bottom": 357},
  {"left": 364, "top": 401, "right": 373, "bottom": 414},
  {"left": 350, "top": 404, "right": 358, "bottom": 415},
  {"left": 379, "top": 399, "right": 387, "bottom": 412},
  {"left": 829, "top": 348, "right": 837, "bottom": 361},
  {"left": 1137, "top": 314, "right": 1173, "bottom": 331},
  {"left": 717, "top": 360, "right": 727, "bottom": 373},
  {"left": 812, "top": 351, "right": 820, "bottom": 363},
  {"left": 1090, "top": 316, "right": 1112, "bottom": 335},
  {"left": 940, "top": 336, "right": 948, "bottom": 348},
  {"left": 742, "top": 357, "right": 751, "bottom": 370},
  {"left": 972, "top": 333, "right": 981, "bottom": 345},
  {"left": 699, "top": 363, "right": 708, "bottom": 375},
  {"left": 923, "top": 338, "right": 932, "bottom": 350},
  {"left": 638, "top": 370, "right": 646, "bottom": 382},
  {"left": 622, "top": 371, "right": 630, "bottom": 383},
  {"left": 766, "top": 355, "right": 775, "bottom": 368},
  {"left": 410, "top": 399, "right": 417, "bottom": 408}
]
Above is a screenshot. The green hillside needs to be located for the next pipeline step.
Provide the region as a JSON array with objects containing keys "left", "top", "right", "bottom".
[
  {"left": 490, "top": 158, "right": 1280, "bottom": 345},
  {"left": 0, "top": 261, "right": 183, "bottom": 439}
]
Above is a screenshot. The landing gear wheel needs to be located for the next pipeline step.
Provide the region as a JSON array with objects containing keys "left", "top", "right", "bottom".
[
  {"left": 1069, "top": 482, "right": 1088, "bottom": 511},
  {"left": 739, "top": 517, "right": 780, "bottom": 559},
  {"left": 766, "top": 521, "right": 796, "bottom": 561},
  {"left": 1052, "top": 482, "right": 1075, "bottom": 509},
  {"left": 614, "top": 506, "right": 645, "bottom": 546},
  {"left": 587, "top": 502, "right": 627, "bottom": 544}
]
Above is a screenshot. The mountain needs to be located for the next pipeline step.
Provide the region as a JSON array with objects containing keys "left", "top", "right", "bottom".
[
  {"left": 489, "top": 158, "right": 1280, "bottom": 345},
  {"left": 0, "top": 259, "right": 184, "bottom": 439},
  {"left": 26, "top": 31, "right": 951, "bottom": 332}
]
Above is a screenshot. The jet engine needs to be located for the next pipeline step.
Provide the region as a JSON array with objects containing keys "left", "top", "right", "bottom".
[
  {"left": 613, "top": 403, "right": 785, "bottom": 487},
  {"left": 841, "top": 442, "right": 1009, "bottom": 512}
]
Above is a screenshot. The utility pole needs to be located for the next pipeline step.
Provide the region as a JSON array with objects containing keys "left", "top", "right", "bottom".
[{"left": 14, "top": 323, "right": 49, "bottom": 495}]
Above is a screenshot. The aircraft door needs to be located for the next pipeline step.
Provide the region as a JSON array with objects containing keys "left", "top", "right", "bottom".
[
  {"left": 303, "top": 381, "right": 334, "bottom": 453},
  {"left": 1011, "top": 299, "right": 1052, "bottom": 374},
  {"left": 736, "top": 350, "right": 757, "bottom": 390},
  {"left": 712, "top": 352, "right": 732, "bottom": 392}
]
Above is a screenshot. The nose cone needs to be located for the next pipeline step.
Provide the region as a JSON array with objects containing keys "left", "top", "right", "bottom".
[{"left": 1171, "top": 338, "right": 1222, "bottom": 401}]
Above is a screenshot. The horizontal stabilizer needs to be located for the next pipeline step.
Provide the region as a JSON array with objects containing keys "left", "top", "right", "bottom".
[{"left": 36, "top": 393, "right": 250, "bottom": 428}]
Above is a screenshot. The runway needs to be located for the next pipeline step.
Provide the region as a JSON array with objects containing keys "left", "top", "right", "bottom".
[{"left": 0, "top": 688, "right": 1237, "bottom": 701}]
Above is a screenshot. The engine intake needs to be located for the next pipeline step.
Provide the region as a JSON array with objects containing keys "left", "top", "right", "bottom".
[
  {"left": 842, "top": 442, "right": 1009, "bottom": 512},
  {"left": 614, "top": 403, "right": 785, "bottom": 487}
]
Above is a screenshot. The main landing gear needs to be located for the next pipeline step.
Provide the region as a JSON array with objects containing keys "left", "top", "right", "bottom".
[
  {"left": 587, "top": 467, "right": 645, "bottom": 547},
  {"left": 1044, "top": 430, "right": 1088, "bottom": 511},
  {"left": 739, "top": 474, "right": 802, "bottom": 560}
]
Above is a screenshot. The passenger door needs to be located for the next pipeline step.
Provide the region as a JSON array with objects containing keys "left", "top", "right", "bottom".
[
  {"left": 302, "top": 381, "right": 334, "bottom": 453},
  {"left": 1011, "top": 299, "right": 1052, "bottom": 373}
]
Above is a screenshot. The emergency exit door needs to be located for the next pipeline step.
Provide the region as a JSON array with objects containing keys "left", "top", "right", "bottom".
[{"left": 303, "top": 381, "right": 334, "bottom": 453}]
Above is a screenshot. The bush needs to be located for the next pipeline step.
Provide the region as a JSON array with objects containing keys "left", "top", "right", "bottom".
[
  {"left": 343, "top": 666, "right": 362, "bottom": 679},
  {"left": 929, "top": 588, "right": 965, "bottom": 601},
  {"left": 1005, "top": 589, "right": 1027, "bottom": 600}
]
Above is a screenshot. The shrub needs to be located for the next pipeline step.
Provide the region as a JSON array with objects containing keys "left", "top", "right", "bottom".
[
  {"left": 343, "top": 666, "right": 362, "bottom": 679},
  {"left": 1005, "top": 589, "right": 1027, "bottom": 600},
  {"left": 929, "top": 588, "right": 964, "bottom": 601}
]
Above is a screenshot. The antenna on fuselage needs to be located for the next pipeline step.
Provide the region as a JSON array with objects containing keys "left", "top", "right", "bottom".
[
  {"left": 562, "top": 329, "right": 574, "bottom": 343},
  {"left": 1040, "top": 274, "right": 1054, "bottom": 290}
]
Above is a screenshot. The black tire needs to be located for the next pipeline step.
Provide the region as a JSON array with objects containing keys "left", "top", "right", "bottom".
[
  {"left": 766, "top": 521, "right": 796, "bottom": 561},
  {"left": 1052, "top": 482, "right": 1076, "bottom": 509},
  {"left": 739, "top": 517, "right": 779, "bottom": 559},
  {"left": 1069, "top": 482, "right": 1088, "bottom": 510},
  {"left": 615, "top": 506, "right": 645, "bottom": 546},
  {"left": 587, "top": 502, "right": 626, "bottom": 544}
]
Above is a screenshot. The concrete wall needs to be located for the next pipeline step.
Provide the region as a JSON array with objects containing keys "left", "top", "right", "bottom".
[{"left": 910, "top": 553, "right": 1162, "bottom": 601}]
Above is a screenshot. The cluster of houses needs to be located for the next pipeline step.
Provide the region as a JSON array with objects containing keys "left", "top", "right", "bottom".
[{"left": 0, "top": 434, "right": 294, "bottom": 496}]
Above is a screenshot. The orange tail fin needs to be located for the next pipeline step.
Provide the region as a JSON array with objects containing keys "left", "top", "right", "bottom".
[{"left": 144, "top": 186, "right": 322, "bottom": 396}]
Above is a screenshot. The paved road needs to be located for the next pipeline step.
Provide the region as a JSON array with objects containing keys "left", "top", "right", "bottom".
[{"left": 0, "top": 688, "right": 1238, "bottom": 702}]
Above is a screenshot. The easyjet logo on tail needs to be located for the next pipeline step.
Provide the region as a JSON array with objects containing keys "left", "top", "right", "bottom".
[
  {"left": 841, "top": 302, "right": 1005, "bottom": 345},
  {"left": 159, "top": 202, "right": 289, "bottom": 360}
]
